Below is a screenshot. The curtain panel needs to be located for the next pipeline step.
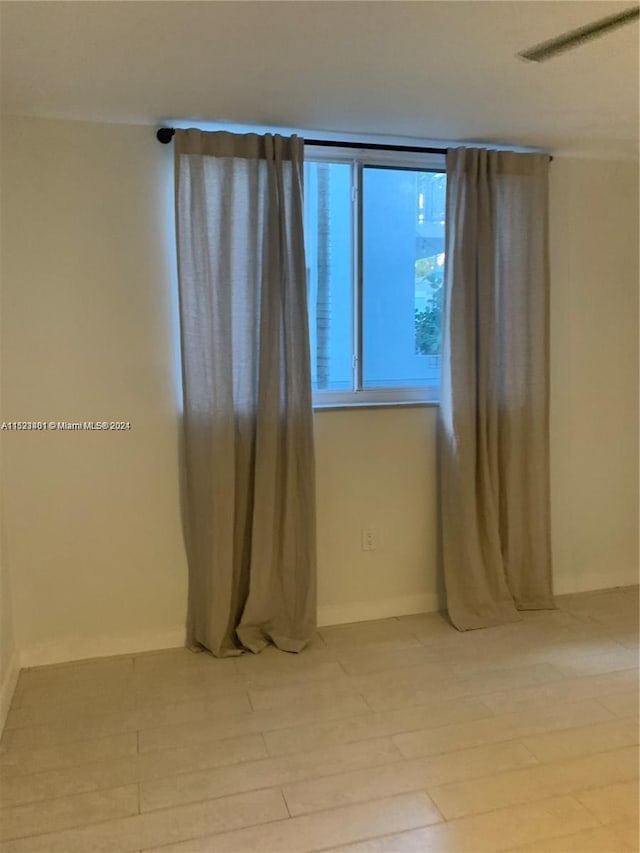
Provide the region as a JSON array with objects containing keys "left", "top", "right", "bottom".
[
  {"left": 174, "top": 130, "right": 317, "bottom": 657},
  {"left": 439, "top": 147, "right": 555, "bottom": 630}
]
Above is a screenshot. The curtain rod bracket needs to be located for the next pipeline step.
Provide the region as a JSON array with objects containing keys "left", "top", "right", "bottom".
[{"left": 157, "top": 128, "right": 175, "bottom": 144}]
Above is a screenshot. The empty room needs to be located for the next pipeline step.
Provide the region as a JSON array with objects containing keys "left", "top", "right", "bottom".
[{"left": 0, "top": 1, "right": 638, "bottom": 851}]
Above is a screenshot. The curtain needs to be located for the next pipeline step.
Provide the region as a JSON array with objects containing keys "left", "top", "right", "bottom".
[
  {"left": 174, "top": 130, "right": 316, "bottom": 657},
  {"left": 439, "top": 148, "right": 555, "bottom": 631}
]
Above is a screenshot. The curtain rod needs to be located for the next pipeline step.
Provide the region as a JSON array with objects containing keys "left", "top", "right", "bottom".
[
  {"left": 155, "top": 127, "right": 445, "bottom": 153},
  {"left": 156, "top": 128, "right": 552, "bottom": 159}
]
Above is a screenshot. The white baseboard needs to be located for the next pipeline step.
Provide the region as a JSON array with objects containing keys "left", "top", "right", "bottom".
[
  {"left": 318, "top": 592, "right": 442, "bottom": 628},
  {"left": 20, "top": 627, "right": 186, "bottom": 670},
  {"left": 317, "top": 568, "right": 639, "bottom": 628},
  {"left": 0, "top": 652, "right": 21, "bottom": 735},
  {"left": 14, "top": 568, "right": 638, "bottom": 671},
  {"left": 554, "top": 567, "right": 639, "bottom": 596},
  {"left": 18, "top": 602, "right": 443, "bottom": 668}
]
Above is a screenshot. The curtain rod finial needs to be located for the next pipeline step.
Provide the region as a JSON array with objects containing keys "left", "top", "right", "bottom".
[{"left": 157, "top": 128, "right": 175, "bottom": 144}]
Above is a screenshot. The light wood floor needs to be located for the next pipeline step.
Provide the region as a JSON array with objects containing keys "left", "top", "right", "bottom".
[{"left": 0, "top": 587, "right": 638, "bottom": 852}]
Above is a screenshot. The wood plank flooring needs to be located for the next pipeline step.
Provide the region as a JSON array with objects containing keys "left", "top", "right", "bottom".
[{"left": 0, "top": 586, "right": 637, "bottom": 852}]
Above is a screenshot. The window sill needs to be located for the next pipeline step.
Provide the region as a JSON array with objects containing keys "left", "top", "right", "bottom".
[{"left": 313, "top": 400, "right": 440, "bottom": 412}]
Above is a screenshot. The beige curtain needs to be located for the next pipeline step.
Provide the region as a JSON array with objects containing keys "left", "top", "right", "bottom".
[
  {"left": 439, "top": 148, "right": 555, "bottom": 630},
  {"left": 175, "top": 130, "right": 316, "bottom": 657}
]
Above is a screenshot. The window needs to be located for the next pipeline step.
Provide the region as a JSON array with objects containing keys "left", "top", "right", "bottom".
[{"left": 304, "top": 146, "right": 446, "bottom": 406}]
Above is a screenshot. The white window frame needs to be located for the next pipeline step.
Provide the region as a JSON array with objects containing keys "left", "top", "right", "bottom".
[{"left": 304, "top": 145, "right": 446, "bottom": 409}]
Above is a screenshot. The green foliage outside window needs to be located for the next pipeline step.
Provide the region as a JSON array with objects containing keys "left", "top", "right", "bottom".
[{"left": 415, "top": 255, "right": 443, "bottom": 356}]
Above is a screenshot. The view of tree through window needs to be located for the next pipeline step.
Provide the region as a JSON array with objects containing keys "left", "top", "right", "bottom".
[
  {"left": 414, "top": 172, "right": 446, "bottom": 357},
  {"left": 304, "top": 160, "right": 353, "bottom": 392}
]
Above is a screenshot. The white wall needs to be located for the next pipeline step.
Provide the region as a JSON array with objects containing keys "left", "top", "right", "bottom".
[
  {"left": 315, "top": 405, "right": 442, "bottom": 626},
  {"left": 0, "top": 316, "right": 19, "bottom": 727},
  {"left": 0, "top": 117, "right": 188, "bottom": 666},
  {"left": 549, "top": 156, "right": 639, "bottom": 594},
  {"left": 0, "top": 482, "right": 19, "bottom": 729},
  {"left": 1, "top": 115, "right": 637, "bottom": 667}
]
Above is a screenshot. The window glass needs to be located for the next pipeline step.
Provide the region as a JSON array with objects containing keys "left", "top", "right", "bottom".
[
  {"left": 303, "top": 161, "right": 353, "bottom": 391},
  {"left": 303, "top": 148, "right": 446, "bottom": 404},
  {"left": 362, "top": 167, "right": 445, "bottom": 389}
]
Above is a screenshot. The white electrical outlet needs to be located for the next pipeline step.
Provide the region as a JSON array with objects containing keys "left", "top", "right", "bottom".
[{"left": 361, "top": 527, "right": 377, "bottom": 551}]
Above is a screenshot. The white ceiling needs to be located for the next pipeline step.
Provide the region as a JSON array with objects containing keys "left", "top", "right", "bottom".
[{"left": 1, "top": 1, "right": 638, "bottom": 159}]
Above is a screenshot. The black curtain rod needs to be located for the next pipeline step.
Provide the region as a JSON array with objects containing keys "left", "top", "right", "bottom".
[
  {"left": 156, "top": 128, "right": 552, "bottom": 159},
  {"left": 303, "top": 139, "right": 448, "bottom": 155},
  {"left": 156, "top": 127, "right": 444, "bottom": 153}
]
